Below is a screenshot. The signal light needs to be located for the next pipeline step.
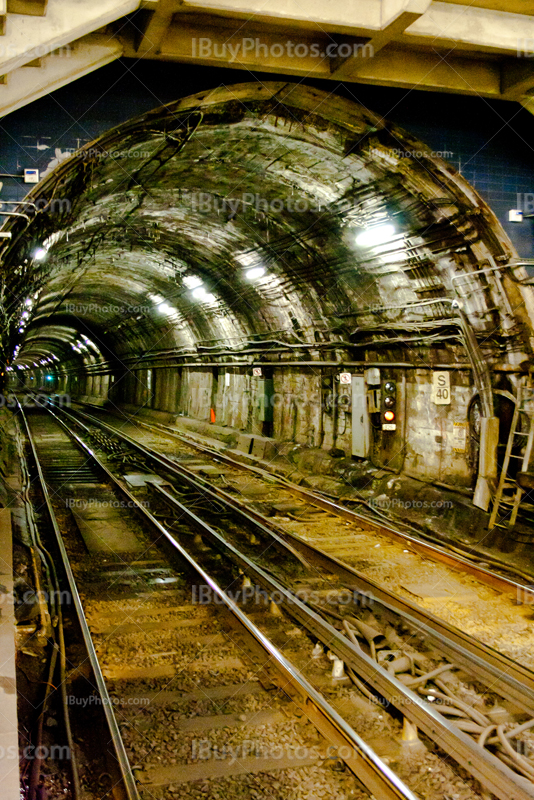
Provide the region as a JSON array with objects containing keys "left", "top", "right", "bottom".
[{"left": 382, "top": 379, "right": 397, "bottom": 430}]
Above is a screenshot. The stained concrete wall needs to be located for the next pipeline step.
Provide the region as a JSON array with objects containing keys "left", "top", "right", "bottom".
[
  {"left": 67, "top": 363, "right": 479, "bottom": 487},
  {"left": 182, "top": 368, "right": 213, "bottom": 421},
  {"left": 401, "top": 371, "right": 472, "bottom": 487},
  {"left": 214, "top": 369, "right": 250, "bottom": 430}
]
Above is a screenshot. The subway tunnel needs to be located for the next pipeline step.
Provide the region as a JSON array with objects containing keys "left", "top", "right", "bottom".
[
  {"left": 4, "top": 68, "right": 534, "bottom": 800},
  {"left": 4, "top": 82, "right": 534, "bottom": 504}
]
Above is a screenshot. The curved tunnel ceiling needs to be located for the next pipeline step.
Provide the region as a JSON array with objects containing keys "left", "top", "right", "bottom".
[{"left": 2, "top": 82, "right": 533, "bottom": 379}]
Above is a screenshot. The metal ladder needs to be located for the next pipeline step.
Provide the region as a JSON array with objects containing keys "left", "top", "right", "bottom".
[{"left": 489, "top": 375, "right": 534, "bottom": 531}]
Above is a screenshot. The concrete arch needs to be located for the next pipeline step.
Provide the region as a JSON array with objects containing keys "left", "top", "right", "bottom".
[{"left": 3, "top": 82, "right": 533, "bottom": 499}]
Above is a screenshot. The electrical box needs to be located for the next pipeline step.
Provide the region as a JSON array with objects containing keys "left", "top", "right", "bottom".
[
  {"left": 352, "top": 376, "right": 369, "bottom": 457},
  {"left": 365, "top": 367, "right": 380, "bottom": 385},
  {"left": 23, "top": 169, "right": 39, "bottom": 184},
  {"left": 367, "top": 388, "right": 380, "bottom": 413}
]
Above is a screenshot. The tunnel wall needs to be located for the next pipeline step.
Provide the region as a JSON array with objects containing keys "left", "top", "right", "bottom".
[{"left": 66, "top": 363, "right": 475, "bottom": 488}]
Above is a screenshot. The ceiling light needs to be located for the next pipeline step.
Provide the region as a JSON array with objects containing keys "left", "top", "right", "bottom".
[
  {"left": 192, "top": 286, "right": 215, "bottom": 303},
  {"left": 33, "top": 247, "right": 47, "bottom": 261},
  {"left": 157, "top": 302, "right": 175, "bottom": 316},
  {"left": 355, "top": 224, "right": 395, "bottom": 248},
  {"left": 184, "top": 275, "right": 203, "bottom": 289},
  {"left": 246, "top": 267, "right": 265, "bottom": 280}
]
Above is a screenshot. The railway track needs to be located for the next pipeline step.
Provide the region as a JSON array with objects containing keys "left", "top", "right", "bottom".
[
  {"left": 17, "top": 396, "right": 534, "bottom": 799},
  {"left": 18, "top": 401, "right": 422, "bottom": 800},
  {"left": 55, "top": 401, "right": 534, "bottom": 705},
  {"left": 71, "top": 399, "right": 533, "bottom": 593}
]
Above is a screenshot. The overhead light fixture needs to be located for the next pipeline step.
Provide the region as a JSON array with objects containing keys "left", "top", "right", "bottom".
[
  {"left": 355, "top": 224, "right": 395, "bottom": 248},
  {"left": 192, "top": 286, "right": 215, "bottom": 303},
  {"left": 245, "top": 267, "right": 265, "bottom": 281},
  {"left": 33, "top": 247, "right": 47, "bottom": 261},
  {"left": 184, "top": 275, "right": 203, "bottom": 289},
  {"left": 157, "top": 302, "right": 175, "bottom": 316}
]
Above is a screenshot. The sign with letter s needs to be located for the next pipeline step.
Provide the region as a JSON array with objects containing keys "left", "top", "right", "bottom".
[{"left": 431, "top": 372, "right": 451, "bottom": 405}]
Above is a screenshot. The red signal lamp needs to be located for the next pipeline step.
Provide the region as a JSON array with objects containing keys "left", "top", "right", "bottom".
[{"left": 384, "top": 410, "right": 395, "bottom": 422}]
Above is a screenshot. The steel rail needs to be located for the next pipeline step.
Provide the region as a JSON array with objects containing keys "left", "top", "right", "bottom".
[
  {"left": 73, "top": 401, "right": 530, "bottom": 595},
  {"left": 53, "top": 406, "right": 314, "bottom": 571},
  {"left": 145, "top": 486, "right": 534, "bottom": 800},
  {"left": 17, "top": 403, "right": 141, "bottom": 800},
  {"left": 34, "top": 402, "right": 418, "bottom": 800},
  {"left": 275, "top": 528, "right": 534, "bottom": 715},
  {"left": 45, "top": 402, "right": 534, "bottom": 800},
  {"left": 59, "top": 402, "right": 534, "bottom": 715}
]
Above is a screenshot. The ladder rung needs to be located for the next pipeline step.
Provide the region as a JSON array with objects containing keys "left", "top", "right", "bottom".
[{"left": 492, "top": 377, "right": 534, "bottom": 524}]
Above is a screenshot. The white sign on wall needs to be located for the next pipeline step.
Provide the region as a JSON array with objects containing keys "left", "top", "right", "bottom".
[
  {"left": 339, "top": 372, "right": 351, "bottom": 385},
  {"left": 452, "top": 422, "right": 467, "bottom": 452},
  {"left": 252, "top": 367, "right": 262, "bottom": 377},
  {"left": 431, "top": 371, "right": 451, "bottom": 405}
]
